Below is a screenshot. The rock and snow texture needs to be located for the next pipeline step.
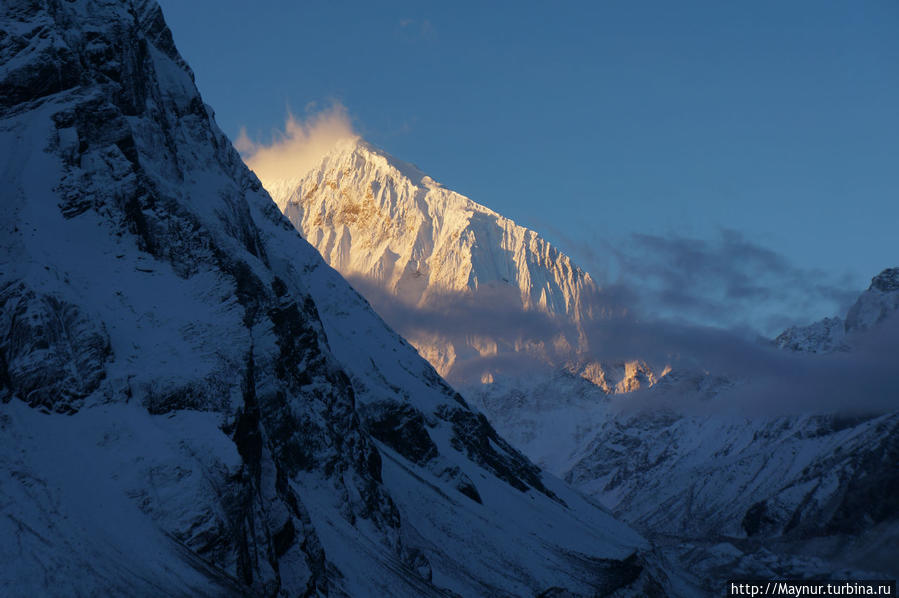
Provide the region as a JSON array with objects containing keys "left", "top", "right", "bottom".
[
  {"left": 773, "top": 316, "right": 847, "bottom": 353},
  {"left": 268, "top": 139, "right": 596, "bottom": 323},
  {"left": 845, "top": 267, "right": 899, "bottom": 333},
  {"left": 0, "top": 1, "right": 660, "bottom": 596},
  {"left": 774, "top": 267, "right": 899, "bottom": 353},
  {"left": 268, "top": 138, "right": 664, "bottom": 394}
]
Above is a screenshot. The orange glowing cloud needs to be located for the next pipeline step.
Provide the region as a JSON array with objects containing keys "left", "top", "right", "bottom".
[{"left": 235, "top": 102, "right": 358, "bottom": 188}]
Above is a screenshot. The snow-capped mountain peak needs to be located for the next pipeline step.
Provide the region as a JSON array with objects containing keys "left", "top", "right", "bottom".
[
  {"left": 261, "top": 138, "right": 669, "bottom": 391},
  {"left": 268, "top": 138, "right": 598, "bottom": 322}
]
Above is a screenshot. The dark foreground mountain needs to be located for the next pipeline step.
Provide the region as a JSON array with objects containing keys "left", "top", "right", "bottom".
[{"left": 0, "top": 1, "right": 669, "bottom": 596}]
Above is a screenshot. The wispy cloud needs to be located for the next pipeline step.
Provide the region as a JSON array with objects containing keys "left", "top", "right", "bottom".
[
  {"left": 350, "top": 264, "right": 898, "bottom": 416},
  {"left": 340, "top": 228, "right": 898, "bottom": 417},
  {"left": 598, "top": 229, "right": 858, "bottom": 336},
  {"left": 235, "top": 102, "right": 358, "bottom": 188},
  {"left": 396, "top": 17, "right": 435, "bottom": 40},
  {"left": 602, "top": 313, "right": 899, "bottom": 417},
  {"left": 344, "top": 275, "right": 582, "bottom": 379}
]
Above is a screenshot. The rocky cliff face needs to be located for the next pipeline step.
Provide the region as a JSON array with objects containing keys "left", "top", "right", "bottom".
[
  {"left": 0, "top": 2, "right": 657, "bottom": 596},
  {"left": 845, "top": 267, "right": 899, "bottom": 334},
  {"left": 268, "top": 139, "right": 598, "bottom": 323}
]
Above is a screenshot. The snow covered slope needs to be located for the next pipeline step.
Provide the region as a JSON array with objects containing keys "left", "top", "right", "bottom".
[
  {"left": 774, "top": 267, "right": 899, "bottom": 353},
  {"left": 0, "top": 1, "right": 660, "bottom": 595},
  {"left": 268, "top": 139, "right": 663, "bottom": 393}
]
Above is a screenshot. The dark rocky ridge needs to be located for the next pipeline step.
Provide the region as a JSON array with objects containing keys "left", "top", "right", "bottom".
[{"left": 870, "top": 268, "right": 899, "bottom": 293}]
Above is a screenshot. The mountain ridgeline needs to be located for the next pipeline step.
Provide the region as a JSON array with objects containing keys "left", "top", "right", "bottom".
[{"left": 268, "top": 138, "right": 663, "bottom": 392}]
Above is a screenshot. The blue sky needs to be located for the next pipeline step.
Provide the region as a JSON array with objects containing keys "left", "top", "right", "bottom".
[{"left": 157, "top": 0, "right": 898, "bottom": 333}]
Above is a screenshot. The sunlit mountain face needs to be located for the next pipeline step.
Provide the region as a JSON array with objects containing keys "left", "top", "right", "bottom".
[{"left": 262, "top": 137, "right": 670, "bottom": 396}]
